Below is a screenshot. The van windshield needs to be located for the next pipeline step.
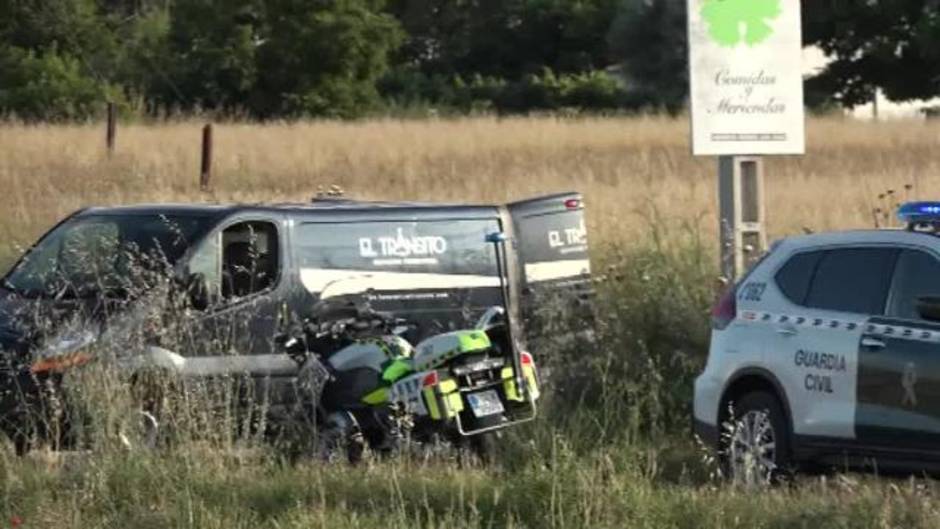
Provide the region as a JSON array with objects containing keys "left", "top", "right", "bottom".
[{"left": 4, "top": 213, "right": 213, "bottom": 299}]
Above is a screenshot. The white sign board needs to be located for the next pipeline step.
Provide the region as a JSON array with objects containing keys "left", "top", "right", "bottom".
[{"left": 687, "top": 0, "right": 805, "bottom": 156}]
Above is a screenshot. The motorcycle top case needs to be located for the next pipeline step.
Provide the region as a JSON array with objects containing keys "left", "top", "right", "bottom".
[{"left": 412, "top": 330, "right": 491, "bottom": 371}]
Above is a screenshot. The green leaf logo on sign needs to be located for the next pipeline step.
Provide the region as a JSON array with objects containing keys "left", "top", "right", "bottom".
[{"left": 701, "top": 0, "right": 782, "bottom": 47}]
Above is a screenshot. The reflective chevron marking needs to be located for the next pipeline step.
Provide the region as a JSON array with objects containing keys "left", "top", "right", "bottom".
[{"left": 740, "top": 310, "right": 940, "bottom": 344}]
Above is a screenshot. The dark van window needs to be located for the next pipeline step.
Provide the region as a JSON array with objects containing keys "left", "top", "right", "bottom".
[
  {"left": 6, "top": 213, "right": 212, "bottom": 299},
  {"left": 294, "top": 219, "right": 502, "bottom": 335},
  {"left": 220, "top": 221, "right": 279, "bottom": 299},
  {"left": 516, "top": 210, "right": 588, "bottom": 264},
  {"left": 774, "top": 251, "right": 823, "bottom": 305},
  {"left": 188, "top": 220, "right": 280, "bottom": 302},
  {"left": 886, "top": 250, "right": 940, "bottom": 320},
  {"left": 804, "top": 248, "right": 898, "bottom": 315}
]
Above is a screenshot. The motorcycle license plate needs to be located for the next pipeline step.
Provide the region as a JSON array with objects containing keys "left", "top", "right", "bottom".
[{"left": 467, "top": 390, "right": 504, "bottom": 418}]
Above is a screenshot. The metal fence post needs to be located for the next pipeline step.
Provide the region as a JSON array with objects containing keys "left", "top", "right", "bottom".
[
  {"left": 200, "top": 123, "right": 213, "bottom": 191},
  {"left": 106, "top": 102, "right": 117, "bottom": 155}
]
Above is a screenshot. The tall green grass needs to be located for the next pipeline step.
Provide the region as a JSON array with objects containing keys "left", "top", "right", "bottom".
[{"left": 8, "top": 441, "right": 940, "bottom": 529}]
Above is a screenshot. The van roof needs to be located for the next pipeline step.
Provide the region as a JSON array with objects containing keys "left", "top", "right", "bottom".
[
  {"left": 79, "top": 198, "right": 488, "bottom": 213},
  {"left": 75, "top": 198, "right": 502, "bottom": 222},
  {"left": 75, "top": 192, "right": 582, "bottom": 219}
]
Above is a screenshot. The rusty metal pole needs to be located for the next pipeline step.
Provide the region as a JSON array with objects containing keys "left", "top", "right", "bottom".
[
  {"left": 106, "top": 102, "right": 117, "bottom": 156},
  {"left": 200, "top": 123, "right": 213, "bottom": 191}
]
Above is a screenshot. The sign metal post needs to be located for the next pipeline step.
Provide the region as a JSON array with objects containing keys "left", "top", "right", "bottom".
[{"left": 719, "top": 155, "right": 766, "bottom": 280}]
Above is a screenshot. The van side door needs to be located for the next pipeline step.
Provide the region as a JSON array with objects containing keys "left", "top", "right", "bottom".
[
  {"left": 183, "top": 213, "right": 291, "bottom": 363},
  {"left": 856, "top": 248, "right": 940, "bottom": 452}
]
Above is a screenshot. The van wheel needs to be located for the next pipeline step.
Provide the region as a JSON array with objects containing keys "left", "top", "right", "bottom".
[
  {"left": 722, "top": 391, "right": 791, "bottom": 486},
  {"left": 1, "top": 418, "right": 32, "bottom": 456},
  {"left": 127, "top": 370, "right": 176, "bottom": 449}
]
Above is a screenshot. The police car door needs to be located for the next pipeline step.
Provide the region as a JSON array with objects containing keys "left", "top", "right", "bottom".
[
  {"left": 774, "top": 247, "right": 897, "bottom": 440},
  {"left": 856, "top": 247, "right": 940, "bottom": 451}
]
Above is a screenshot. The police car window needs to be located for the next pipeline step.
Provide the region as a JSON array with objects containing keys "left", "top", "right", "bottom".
[
  {"left": 804, "top": 248, "right": 898, "bottom": 315},
  {"left": 886, "top": 250, "right": 940, "bottom": 320},
  {"left": 774, "top": 251, "right": 823, "bottom": 305}
]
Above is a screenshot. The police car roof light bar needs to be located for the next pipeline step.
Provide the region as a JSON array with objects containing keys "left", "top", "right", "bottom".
[{"left": 898, "top": 202, "right": 940, "bottom": 230}]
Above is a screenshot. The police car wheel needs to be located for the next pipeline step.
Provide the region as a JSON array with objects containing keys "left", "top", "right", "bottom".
[{"left": 723, "top": 392, "right": 790, "bottom": 486}]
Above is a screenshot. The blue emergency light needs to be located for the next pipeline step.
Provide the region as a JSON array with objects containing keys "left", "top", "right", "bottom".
[{"left": 898, "top": 202, "right": 940, "bottom": 226}]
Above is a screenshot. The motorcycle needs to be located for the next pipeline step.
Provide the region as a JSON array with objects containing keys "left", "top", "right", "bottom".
[{"left": 279, "top": 278, "right": 541, "bottom": 462}]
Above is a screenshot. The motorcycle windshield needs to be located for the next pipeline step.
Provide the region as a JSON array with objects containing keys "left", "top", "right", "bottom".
[{"left": 313, "top": 275, "right": 384, "bottom": 321}]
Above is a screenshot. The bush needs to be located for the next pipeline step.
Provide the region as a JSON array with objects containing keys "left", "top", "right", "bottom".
[
  {"left": 379, "top": 67, "right": 638, "bottom": 115},
  {"left": 0, "top": 46, "right": 111, "bottom": 121},
  {"left": 563, "top": 70, "right": 624, "bottom": 109},
  {"left": 544, "top": 214, "right": 716, "bottom": 449}
]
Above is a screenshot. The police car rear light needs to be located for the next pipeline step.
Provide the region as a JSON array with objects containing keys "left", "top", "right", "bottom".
[
  {"left": 711, "top": 288, "right": 737, "bottom": 330},
  {"left": 520, "top": 351, "right": 534, "bottom": 366}
]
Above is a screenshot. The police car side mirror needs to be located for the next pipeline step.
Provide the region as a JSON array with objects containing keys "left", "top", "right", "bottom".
[{"left": 916, "top": 296, "right": 940, "bottom": 322}]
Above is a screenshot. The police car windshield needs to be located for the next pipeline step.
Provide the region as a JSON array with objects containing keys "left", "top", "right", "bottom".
[{"left": 4, "top": 213, "right": 213, "bottom": 299}]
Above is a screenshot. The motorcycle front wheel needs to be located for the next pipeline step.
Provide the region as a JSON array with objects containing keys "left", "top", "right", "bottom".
[{"left": 315, "top": 411, "right": 367, "bottom": 464}]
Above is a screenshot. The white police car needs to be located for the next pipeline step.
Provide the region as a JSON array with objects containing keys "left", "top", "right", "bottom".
[{"left": 694, "top": 202, "right": 940, "bottom": 483}]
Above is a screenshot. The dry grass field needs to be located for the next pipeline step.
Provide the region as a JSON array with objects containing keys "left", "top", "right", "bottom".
[
  {"left": 1, "top": 115, "right": 938, "bottom": 262},
  {"left": 4, "top": 116, "right": 940, "bottom": 528}
]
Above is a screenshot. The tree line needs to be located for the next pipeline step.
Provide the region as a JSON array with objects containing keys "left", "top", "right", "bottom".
[{"left": 1, "top": 0, "right": 938, "bottom": 121}]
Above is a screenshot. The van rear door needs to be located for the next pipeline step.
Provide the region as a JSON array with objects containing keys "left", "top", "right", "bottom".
[{"left": 506, "top": 192, "right": 593, "bottom": 346}]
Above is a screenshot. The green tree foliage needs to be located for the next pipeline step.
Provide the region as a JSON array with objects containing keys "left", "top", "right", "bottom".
[
  {"left": 0, "top": 0, "right": 403, "bottom": 119},
  {"left": 159, "top": 0, "right": 263, "bottom": 112},
  {"left": 382, "top": 0, "right": 631, "bottom": 112},
  {"left": 5, "top": 0, "right": 939, "bottom": 119},
  {"left": 109, "top": 8, "right": 174, "bottom": 110},
  {"left": 607, "top": 0, "right": 688, "bottom": 113},
  {"left": 0, "top": 45, "right": 109, "bottom": 120},
  {"left": 804, "top": 0, "right": 940, "bottom": 108},
  {"left": 0, "top": 0, "right": 117, "bottom": 119},
  {"left": 252, "top": 0, "right": 403, "bottom": 118},
  {"left": 0, "top": 0, "right": 110, "bottom": 57},
  {"left": 387, "top": 0, "right": 618, "bottom": 78}
]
